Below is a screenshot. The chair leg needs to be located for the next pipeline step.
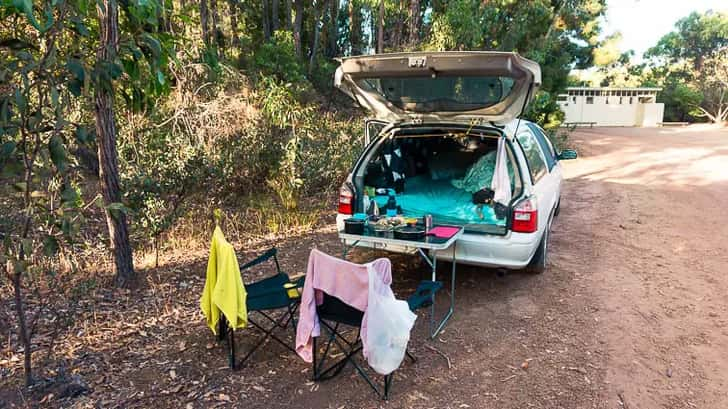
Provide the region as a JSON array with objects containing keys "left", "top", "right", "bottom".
[
  {"left": 384, "top": 374, "right": 393, "bottom": 400},
  {"left": 217, "top": 299, "right": 302, "bottom": 369},
  {"left": 313, "top": 320, "right": 395, "bottom": 400},
  {"left": 313, "top": 337, "right": 318, "bottom": 378},
  {"left": 218, "top": 316, "right": 228, "bottom": 342},
  {"left": 314, "top": 322, "right": 341, "bottom": 380},
  {"left": 238, "top": 308, "right": 301, "bottom": 368},
  {"left": 228, "top": 327, "right": 236, "bottom": 370}
]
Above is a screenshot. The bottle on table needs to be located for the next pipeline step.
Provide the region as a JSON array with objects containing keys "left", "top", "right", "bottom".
[{"left": 386, "top": 189, "right": 398, "bottom": 217}]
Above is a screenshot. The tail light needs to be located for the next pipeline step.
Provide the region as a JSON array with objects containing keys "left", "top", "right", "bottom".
[
  {"left": 512, "top": 196, "right": 538, "bottom": 233},
  {"left": 338, "top": 182, "right": 354, "bottom": 215}
]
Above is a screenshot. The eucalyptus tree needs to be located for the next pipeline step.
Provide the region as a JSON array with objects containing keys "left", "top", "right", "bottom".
[
  {"left": 1, "top": 0, "right": 172, "bottom": 385},
  {"left": 646, "top": 11, "right": 728, "bottom": 123}
]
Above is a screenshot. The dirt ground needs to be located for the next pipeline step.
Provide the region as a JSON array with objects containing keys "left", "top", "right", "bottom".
[
  {"left": 557, "top": 125, "right": 728, "bottom": 409},
  {"left": 2, "top": 125, "right": 727, "bottom": 409}
]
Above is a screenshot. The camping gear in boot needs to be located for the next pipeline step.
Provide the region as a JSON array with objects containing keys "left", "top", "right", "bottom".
[
  {"left": 472, "top": 188, "right": 495, "bottom": 205},
  {"left": 385, "top": 189, "right": 398, "bottom": 217},
  {"left": 494, "top": 202, "right": 508, "bottom": 220}
]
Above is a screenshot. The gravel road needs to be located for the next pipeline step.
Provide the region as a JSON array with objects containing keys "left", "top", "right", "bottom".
[{"left": 557, "top": 125, "right": 728, "bottom": 409}]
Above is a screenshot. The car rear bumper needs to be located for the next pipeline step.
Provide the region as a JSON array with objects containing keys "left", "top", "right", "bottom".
[{"left": 336, "top": 214, "right": 541, "bottom": 269}]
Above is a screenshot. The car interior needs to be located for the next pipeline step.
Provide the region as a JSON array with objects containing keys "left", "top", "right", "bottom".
[{"left": 361, "top": 131, "right": 522, "bottom": 228}]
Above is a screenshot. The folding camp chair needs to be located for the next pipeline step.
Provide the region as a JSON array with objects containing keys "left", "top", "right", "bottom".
[
  {"left": 312, "top": 280, "right": 442, "bottom": 400},
  {"left": 216, "top": 247, "right": 304, "bottom": 370}
]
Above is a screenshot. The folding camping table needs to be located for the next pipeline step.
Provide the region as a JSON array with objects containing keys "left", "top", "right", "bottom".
[{"left": 338, "top": 225, "right": 463, "bottom": 338}]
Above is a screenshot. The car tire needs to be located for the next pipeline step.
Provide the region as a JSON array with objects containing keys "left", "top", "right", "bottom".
[{"left": 526, "top": 223, "right": 549, "bottom": 274}]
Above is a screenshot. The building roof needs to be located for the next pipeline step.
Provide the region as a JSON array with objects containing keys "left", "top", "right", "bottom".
[{"left": 565, "top": 86, "right": 662, "bottom": 91}]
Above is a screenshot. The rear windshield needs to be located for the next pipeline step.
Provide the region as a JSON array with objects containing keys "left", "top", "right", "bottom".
[{"left": 357, "top": 76, "right": 515, "bottom": 112}]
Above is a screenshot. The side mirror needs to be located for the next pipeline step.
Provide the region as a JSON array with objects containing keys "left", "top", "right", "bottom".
[{"left": 557, "top": 149, "right": 578, "bottom": 160}]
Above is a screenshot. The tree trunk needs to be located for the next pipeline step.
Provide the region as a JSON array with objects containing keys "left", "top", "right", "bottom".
[
  {"left": 262, "top": 0, "right": 271, "bottom": 41},
  {"left": 159, "top": 0, "right": 173, "bottom": 33},
  {"left": 210, "top": 0, "right": 221, "bottom": 48},
  {"left": 200, "top": 0, "right": 210, "bottom": 45},
  {"left": 392, "top": 0, "right": 404, "bottom": 50},
  {"left": 327, "top": 0, "right": 338, "bottom": 57},
  {"left": 96, "top": 0, "right": 136, "bottom": 288},
  {"left": 168, "top": 0, "right": 174, "bottom": 32},
  {"left": 11, "top": 269, "right": 32, "bottom": 386},
  {"left": 286, "top": 0, "right": 292, "bottom": 31},
  {"left": 293, "top": 0, "right": 303, "bottom": 58},
  {"left": 407, "top": 0, "right": 420, "bottom": 46},
  {"left": 309, "top": 0, "right": 324, "bottom": 74},
  {"left": 377, "top": 0, "right": 384, "bottom": 53},
  {"left": 695, "top": 55, "right": 704, "bottom": 72},
  {"left": 271, "top": 0, "right": 279, "bottom": 33},
  {"left": 229, "top": 0, "right": 240, "bottom": 48},
  {"left": 348, "top": 0, "right": 361, "bottom": 55}
]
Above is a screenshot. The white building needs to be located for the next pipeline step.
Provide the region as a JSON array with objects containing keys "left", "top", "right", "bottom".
[{"left": 557, "top": 87, "right": 665, "bottom": 127}]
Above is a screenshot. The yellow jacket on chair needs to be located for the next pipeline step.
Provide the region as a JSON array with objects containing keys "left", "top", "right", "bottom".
[{"left": 200, "top": 226, "right": 247, "bottom": 334}]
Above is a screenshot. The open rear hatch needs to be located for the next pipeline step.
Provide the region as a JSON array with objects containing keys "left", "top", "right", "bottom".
[{"left": 335, "top": 51, "right": 541, "bottom": 124}]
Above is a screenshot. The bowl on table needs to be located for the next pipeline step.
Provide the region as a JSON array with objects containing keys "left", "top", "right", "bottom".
[{"left": 343, "top": 218, "right": 366, "bottom": 235}]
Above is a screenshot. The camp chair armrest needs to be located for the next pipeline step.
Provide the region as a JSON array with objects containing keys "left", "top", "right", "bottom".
[
  {"left": 239, "top": 247, "right": 280, "bottom": 272},
  {"left": 290, "top": 274, "right": 305, "bottom": 288},
  {"left": 249, "top": 286, "right": 289, "bottom": 298}
]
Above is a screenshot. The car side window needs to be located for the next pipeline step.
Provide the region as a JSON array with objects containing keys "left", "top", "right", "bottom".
[
  {"left": 526, "top": 123, "right": 556, "bottom": 170},
  {"left": 516, "top": 128, "right": 548, "bottom": 184}
]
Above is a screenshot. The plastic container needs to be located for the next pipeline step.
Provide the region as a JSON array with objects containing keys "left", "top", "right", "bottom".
[{"left": 386, "top": 191, "right": 398, "bottom": 217}]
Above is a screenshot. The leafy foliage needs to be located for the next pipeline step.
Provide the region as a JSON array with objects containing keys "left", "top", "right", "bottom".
[
  {"left": 644, "top": 11, "right": 728, "bottom": 123},
  {"left": 0, "top": 0, "right": 178, "bottom": 385},
  {"left": 645, "top": 11, "right": 728, "bottom": 70},
  {"left": 424, "top": 0, "right": 606, "bottom": 128},
  {"left": 1, "top": 0, "right": 94, "bottom": 386},
  {"left": 659, "top": 78, "right": 704, "bottom": 122},
  {"left": 254, "top": 31, "right": 307, "bottom": 84}
]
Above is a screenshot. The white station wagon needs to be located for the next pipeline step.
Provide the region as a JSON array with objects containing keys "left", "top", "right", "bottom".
[{"left": 334, "top": 51, "right": 577, "bottom": 273}]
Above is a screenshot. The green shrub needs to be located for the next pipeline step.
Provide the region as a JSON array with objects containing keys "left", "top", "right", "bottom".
[
  {"left": 254, "top": 31, "right": 307, "bottom": 84},
  {"left": 524, "top": 91, "right": 565, "bottom": 131}
]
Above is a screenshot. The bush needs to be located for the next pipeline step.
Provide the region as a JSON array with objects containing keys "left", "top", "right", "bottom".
[
  {"left": 253, "top": 31, "right": 307, "bottom": 84},
  {"left": 309, "top": 57, "right": 338, "bottom": 94},
  {"left": 113, "top": 60, "right": 365, "bottom": 249},
  {"left": 524, "top": 91, "right": 565, "bottom": 130}
]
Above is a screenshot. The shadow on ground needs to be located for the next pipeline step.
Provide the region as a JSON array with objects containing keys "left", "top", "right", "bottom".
[{"left": 1, "top": 219, "right": 605, "bottom": 408}]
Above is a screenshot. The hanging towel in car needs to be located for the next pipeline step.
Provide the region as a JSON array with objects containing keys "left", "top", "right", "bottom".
[
  {"left": 200, "top": 226, "right": 247, "bottom": 335},
  {"left": 491, "top": 137, "right": 512, "bottom": 206},
  {"left": 295, "top": 249, "right": 405, "bottom": 368}
]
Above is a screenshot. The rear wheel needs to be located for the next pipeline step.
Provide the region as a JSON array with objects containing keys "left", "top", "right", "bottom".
[{"left": 526, "top": 221, "right": 550, "bottom": 274}]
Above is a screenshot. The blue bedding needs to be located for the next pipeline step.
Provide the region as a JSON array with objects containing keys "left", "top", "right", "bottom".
[{"left": 373, "top": 175, "right": 506, "bottom": 226}]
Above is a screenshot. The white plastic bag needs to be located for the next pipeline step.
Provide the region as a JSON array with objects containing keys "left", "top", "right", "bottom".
[{"left": 365, "top": 266, "right": 417, "bottom": 375}]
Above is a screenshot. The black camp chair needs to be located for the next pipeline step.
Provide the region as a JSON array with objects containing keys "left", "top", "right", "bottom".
[
  {"left": 217, "top": 247, "right": 304, "bottom": 369},
  {"left": 312, "top": 280, "right": 442, "bottom": 399}
]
